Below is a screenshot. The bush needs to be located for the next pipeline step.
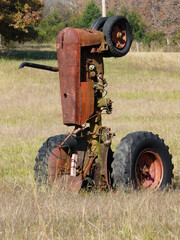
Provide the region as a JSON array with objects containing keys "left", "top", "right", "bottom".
[{"left": 145, "top": 30, "right": 166, "bottom": 47}]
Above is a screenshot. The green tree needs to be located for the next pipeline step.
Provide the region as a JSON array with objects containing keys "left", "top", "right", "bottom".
[
  {"left": 36, "top": 9, "right": 66, "bottom": 42},
  {"left": 79, "top": 0, "right": 101, "bottom": 28},
  {"left": 36, "top": 9, "right": 80, "bottom": 42},
  {"left": 0, "top": 0, "right": 44, "bottom": 43}
]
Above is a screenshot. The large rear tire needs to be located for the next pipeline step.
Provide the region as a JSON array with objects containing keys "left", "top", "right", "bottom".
[
  {"left": 34, "top": 134, "right": 77, "bottom": 185},
  {"left": 112, "top": 131, "right": 173, "bottom": 190}
]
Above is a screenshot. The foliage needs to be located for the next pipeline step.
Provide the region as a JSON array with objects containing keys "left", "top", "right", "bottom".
[
  {"left": 145, "top": 30, "right": 166, "bottom": 46},
  {"left": 36, "top": 10, "right": 66, "bottom": 42},
  {"left": 36, "top": 9, "right": 80, "bottom": 42},
  {"left": 0, "top": 0, "right": 44, "bottom": 43},
  {"left": 79, "top": 0, "right": 101, "bottom": 28},
  {"left": 36, "top": 0, "right": 100, "bottom": 42}
]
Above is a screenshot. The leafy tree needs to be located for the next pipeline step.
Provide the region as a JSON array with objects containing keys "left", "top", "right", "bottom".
[
  {"left": 36, "top": 0, "right": 100, "bottom": 42},
  {"left": 79, "top": 0, "right": 101, "bottom": 28},
  {"left": 36, "top": 9, "right": 80, "bottom": 42},
  {"left": 0, "top": 0, "right": 44, "bottom": 43}
]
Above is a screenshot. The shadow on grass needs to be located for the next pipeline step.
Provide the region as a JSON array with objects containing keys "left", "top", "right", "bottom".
[{"left": 0, "top": 49, "right": 57, "bottom": 60}]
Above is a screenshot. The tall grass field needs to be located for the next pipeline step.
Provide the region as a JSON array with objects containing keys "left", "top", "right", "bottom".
[{"left": 0, "top": 50, "right": 180, "bottom": 239}]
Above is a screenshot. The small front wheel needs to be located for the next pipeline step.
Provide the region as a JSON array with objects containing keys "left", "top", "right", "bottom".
[
  {"left": 112, "top": 131, "right": 173, "bottom": 190},
  {"left": 103, "top": 16, "right": 133, "bottom": 57},
  {"left": 91, "top": 17, "right": 108, "bottom": 31}
]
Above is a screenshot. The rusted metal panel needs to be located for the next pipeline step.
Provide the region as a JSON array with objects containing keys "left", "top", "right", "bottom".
[
  {"left": 57, "top": 27, "right": 105, "bottom": 126},
  {"left": 57, "top": 28, "right": 81, "bottom": 126},
  {"left": 80, "top": 82, "right": 94, "bottom": 125},
  {"left": 79, "top": 29, "right": 105, "bottom": 46},
  {"left": 48, "top": 147, "right": 71, "bottom": 184}
]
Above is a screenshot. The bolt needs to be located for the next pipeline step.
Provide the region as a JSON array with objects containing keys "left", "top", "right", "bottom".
[{"left": 89, "top": 64, "right": 95, "bottom": 71}]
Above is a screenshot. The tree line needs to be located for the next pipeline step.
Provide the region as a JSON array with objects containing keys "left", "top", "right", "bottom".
[{"left": 0, "top": 0, "right": 179, "bottom": 47}]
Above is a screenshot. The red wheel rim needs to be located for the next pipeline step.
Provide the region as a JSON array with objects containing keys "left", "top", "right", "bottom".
[
  {"left": 111, "top": 23, "right": 127, "bottom": 49},
  {"left": 135, "top": 149, "right": 164, "bottom": 190}
]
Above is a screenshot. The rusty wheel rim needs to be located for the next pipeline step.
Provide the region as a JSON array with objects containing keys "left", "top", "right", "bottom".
[
  {"left": 135, "top": 149, "right": 164, "bottom": 190},
  {"left": 111, "top": 23, "right": 127, "bottom": 49}
]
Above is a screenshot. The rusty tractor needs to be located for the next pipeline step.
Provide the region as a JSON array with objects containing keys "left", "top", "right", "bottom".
[{"left": 20, "top": 16, "right": 173, "bottom": 191}]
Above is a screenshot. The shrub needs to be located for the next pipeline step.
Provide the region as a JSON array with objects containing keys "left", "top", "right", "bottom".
[{"left": 145, "top": 30, "right": 166, "bottom": 47}]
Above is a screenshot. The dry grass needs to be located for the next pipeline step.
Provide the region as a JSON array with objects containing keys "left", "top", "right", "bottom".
[
  {"left": 0, "top": 52, "right": 180, "bottom": 239},
  {"left": 0, "top": 181, "right": 180, "bottom": 240}
]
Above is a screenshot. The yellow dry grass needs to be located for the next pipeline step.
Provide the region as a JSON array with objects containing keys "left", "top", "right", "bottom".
[{"left": 0, "top": 52, "right": 180, "bottom": 239}]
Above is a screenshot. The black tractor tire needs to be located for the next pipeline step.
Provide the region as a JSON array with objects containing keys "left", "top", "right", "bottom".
[
  {"left": 103, "top": 16, "right": 133, "bottom": 57},
  {"left": 34, "top": 134, "right": 77, "bottom": 185},
  {"left": 91, "top": 17, "right": 108, "bottom": 31},
  {"left": 112, "top": 131, "right": 173, "bottom": 190}
]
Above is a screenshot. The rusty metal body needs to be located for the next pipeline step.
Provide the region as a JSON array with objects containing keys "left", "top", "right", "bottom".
[
  {"left": 56, "top": 28, "right": 107, "bottom": 126},
  {"left": 20, "top": 22, "right": 130, "bottom": 191},
  {"left": 52, "top": 28, "right": 113, "bottom": 190},
  {"left": 20, "top": 18, "right": 173, "bottom": 192}
]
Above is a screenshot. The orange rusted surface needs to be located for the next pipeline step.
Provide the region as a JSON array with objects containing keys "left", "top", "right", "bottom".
[
  {"left": 135, "top": 149, "right": 164, "bottom": 190},
  {"left": 48, "top": 147, "right": 71, "bottom": 184},
  {"left": 56, "top": 28, "right": 106, "bottom": 126}
]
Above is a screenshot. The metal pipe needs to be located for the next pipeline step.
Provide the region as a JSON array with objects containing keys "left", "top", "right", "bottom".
[
  {"left": 19, "top": 62, "right": 59, "bottom": 72},
  {"left": 102, "top": 0, "right": 106, "bottom": 17},
  {"left": 70, "top": 154, "right": 77, "bottom": 176}
]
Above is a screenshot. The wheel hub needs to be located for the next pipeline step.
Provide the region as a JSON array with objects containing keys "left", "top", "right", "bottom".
[
  {"left": 112, "top": 23, "right": 127, "bottom": 49},
  {"left": 135, "top": 149, "right": 164, "bottom": 190}
]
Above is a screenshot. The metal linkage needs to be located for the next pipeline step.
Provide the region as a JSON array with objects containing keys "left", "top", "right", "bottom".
[{"left": 19, "top": 62, "right": 59, "bottom": 72}]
